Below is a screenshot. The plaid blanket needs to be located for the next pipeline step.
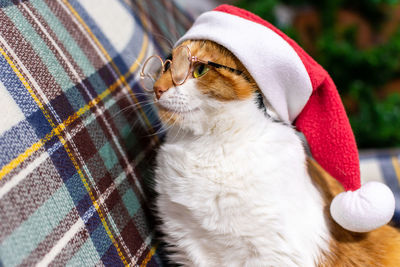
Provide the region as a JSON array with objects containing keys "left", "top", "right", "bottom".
[{"left": 0, "top": 0, "right": 191, "bottom": 266}]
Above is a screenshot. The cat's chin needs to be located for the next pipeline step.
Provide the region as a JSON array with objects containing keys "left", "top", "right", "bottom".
[
  {"left": 157, "top": 104, "right": 206, "bottom": 135},
  {"left": 157, "top": 105, "right": 197, "bottom": 125},
  {"left": 157, "top": 103, "right": 199, "bottom": 115}
]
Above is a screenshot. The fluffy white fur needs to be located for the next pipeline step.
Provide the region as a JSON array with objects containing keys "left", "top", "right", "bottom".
[{"left": 155, "top": 80, "right": 331, "bottom": 266}]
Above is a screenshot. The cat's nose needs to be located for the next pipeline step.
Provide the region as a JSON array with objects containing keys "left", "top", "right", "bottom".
[{"left": 154, "top": 85, "right": 169, "bottom": 99}]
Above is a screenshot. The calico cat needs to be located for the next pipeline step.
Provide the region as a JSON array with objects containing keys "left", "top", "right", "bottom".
[{"left": 148, "top": 40, "right": 400, "bottom": 266}]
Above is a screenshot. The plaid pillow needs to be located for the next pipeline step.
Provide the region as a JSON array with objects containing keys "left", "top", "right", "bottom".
[{"left": 0, "top": 0, "right": 191, "bottom": 266}]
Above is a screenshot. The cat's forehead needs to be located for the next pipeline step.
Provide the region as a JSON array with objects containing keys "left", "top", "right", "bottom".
[{"left": 176, "top": 40, "right": 225, "bottom": 61}]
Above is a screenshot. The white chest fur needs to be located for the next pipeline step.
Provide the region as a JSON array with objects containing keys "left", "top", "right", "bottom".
[{"left": 155, "top": 99, "right": 330, "bottom": 267}]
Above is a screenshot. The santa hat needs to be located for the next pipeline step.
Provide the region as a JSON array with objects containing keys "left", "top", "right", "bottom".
[{"left": 176, "top": 5, "right": 395, "bottom": 232}]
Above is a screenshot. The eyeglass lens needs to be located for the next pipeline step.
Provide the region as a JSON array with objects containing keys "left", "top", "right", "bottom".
[
  {"left": 141, "top": 46, "right": 192, "bottom": 92},
  {"left": 141, "top": 56, "right": 163, "bottom": 92},
  {"left": 171, "top": 46, "right": 191, "bottom": 85}
]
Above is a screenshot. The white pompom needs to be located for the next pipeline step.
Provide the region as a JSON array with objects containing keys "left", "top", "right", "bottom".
[{"left": 330, "top": 181, "right": 395, "bottom": 232}]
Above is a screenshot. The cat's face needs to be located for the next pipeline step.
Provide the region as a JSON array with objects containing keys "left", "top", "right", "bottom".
[{"left": 152, "top": 40, "right": 258, "bottom": 134}]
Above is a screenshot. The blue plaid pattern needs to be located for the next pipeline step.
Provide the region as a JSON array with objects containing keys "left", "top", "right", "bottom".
[{"left": 0, "top": 0, "right": 192, "bottom": 266}]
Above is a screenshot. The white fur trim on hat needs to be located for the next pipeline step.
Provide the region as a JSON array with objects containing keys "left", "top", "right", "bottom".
[
  {"left": 330, "top": 181, "right": 395, "bottom": 232},
  {"left": 176, "top": 11, "right": 313, "bottom": 123}
]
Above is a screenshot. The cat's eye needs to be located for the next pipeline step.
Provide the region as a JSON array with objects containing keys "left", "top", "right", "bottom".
[{"left": 193, "top": 63, "right": 209, "bottom": 78}]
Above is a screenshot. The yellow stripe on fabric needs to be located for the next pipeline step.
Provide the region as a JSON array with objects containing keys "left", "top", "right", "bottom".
[
  {"left": 140, "top": 244, "right": 157, "bottom": 267},
  {"left": 0, "top": 140, "right": 42, "bottom": 179},
  {"left": 0, "top": 47, "right": 129, "bottom": 266},
  {"left": 0, "top": 130, "right": 54, "bottom": 180},
  {"left": 0, "top": 33, "right": 148, "bottom": 180},
  {"left": 0, "top": 47, "right": 58, "bottom": 179},
  {"left": 61, "top": 0, "right": 158, "bottom": 143},
  {"left": 127, "top": 34, "right": 149, "bottom": 75},
  {"left": 391, "top": 156, "right": 400, "bottom": 185},
  {"left": 0, "top": 48, "right": 52, "bottom": 125}
]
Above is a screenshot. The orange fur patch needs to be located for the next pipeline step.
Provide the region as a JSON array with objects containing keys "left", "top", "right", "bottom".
[
  {"left": 157, "top": 107, "right": 181, "bottom": 125},
  {"left": 308, "top": 159, "right": 400, "bottom": 267},
  {"left": 185, "top": 40, "right": 257, "bottom": 101}
]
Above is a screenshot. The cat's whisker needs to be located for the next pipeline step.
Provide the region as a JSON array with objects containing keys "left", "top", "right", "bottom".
[
  {"left": 123, "top": 103, "right": 164, "bottom": 136},
  {"left": 146, "top": 111, "right": 175, "bottom": 138},
  {"left": 171, "top": 112, "right": 182, "bottom": 142},
  {"left": 107, "top": 90, "right": 152, "bottom": 106},
  {"left": 147, "top": 121, "right": 172, "bottom": 137},
  {"left": 176, "top": 103, "right": 188, "bottom": 140},
  {"left": 126, "top": 116, "right": 164, "bottom": 140},
  {"left": 169, "top": 99, "right": 183, "bottom": 142},
  {"left": 187, "top": 105, "right": 197, "bottom": 125},
  {"left": 133, "top": 94, "right": 154, "bottom": 100},
  {"left": 132, "top": 100, "right": 157, "bottom": 110},
  {"left": 115, "top": 100, "right": 154, "bottom": 115},
  {"left": 109, "top": 100, "right": 156, "bottom": 120},
  {"left": 143, "top": 125, "right": 163, "bottom": 137},
  {"left": 150, "top": 105, "right": 174, "bottom": 134},
  {"left": 125, "top": 93, "right": 151, "bottom": 99},
  {"left": 125, "top": 115, "right": 146, "bottom": 134},
  {"left": 129, "top": 91, "right": 155, "bottom": 97}
]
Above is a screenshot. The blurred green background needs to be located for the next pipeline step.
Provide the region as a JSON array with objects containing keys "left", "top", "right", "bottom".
[{"left": 233, "top": 0, "right": 400, "bottom": 149}]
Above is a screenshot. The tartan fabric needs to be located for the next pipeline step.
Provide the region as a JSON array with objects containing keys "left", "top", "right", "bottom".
[
  {"left": 0, "top": 0, "right": 191, "bottom": 266},
  {"left": 359, "top": 150, "right": 400, "bottom": 228}
]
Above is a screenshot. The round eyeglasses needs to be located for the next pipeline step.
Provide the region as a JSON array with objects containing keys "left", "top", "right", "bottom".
[{"left": 140, "top": 45, "right": 245, "bottom": 93}]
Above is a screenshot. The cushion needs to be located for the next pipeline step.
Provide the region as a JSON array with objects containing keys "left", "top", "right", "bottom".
[{"left": 0, "top": 0, "right": 191, "bottom": 266}]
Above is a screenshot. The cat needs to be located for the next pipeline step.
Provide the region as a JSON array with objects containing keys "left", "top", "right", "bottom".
[{"left": 151, "top": 40, "right": 400, "bottom": 267}]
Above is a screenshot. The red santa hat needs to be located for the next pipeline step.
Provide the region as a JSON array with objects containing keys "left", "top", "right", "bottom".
[{"left": 176, "top": 4, "right": 395, "bottom": 232}]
